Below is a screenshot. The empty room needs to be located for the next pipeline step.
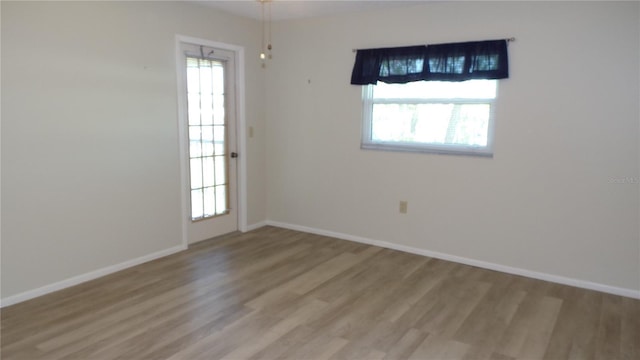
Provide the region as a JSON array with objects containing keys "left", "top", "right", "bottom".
[{"left": 1, "top": 1, "right": 639, "bottom": 359}]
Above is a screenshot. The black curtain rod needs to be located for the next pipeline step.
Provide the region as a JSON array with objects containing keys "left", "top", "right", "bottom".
[{"left": 351, "top": 37, "right": 515, "bottom": 53}]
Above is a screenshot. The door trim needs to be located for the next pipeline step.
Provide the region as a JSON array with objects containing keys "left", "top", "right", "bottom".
[{"left": 175, "top": 35, "right": 248, "bottom": 248}]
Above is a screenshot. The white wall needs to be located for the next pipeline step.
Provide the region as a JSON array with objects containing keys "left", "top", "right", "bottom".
[
  {"left": 1, "top": 1, "right": 266, "bottom": 300},
  {"left": 265, "top": 1, "right": 640, "bottom": 293}
]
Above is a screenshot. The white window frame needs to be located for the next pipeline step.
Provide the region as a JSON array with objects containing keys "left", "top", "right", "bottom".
[{"left": 361, "top": 81, "right": 498, "bottom": 157}]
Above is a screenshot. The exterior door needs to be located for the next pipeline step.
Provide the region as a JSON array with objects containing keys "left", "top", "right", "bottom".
[{"left": 180, "top": 42, "right": 238, "bottom": 244}]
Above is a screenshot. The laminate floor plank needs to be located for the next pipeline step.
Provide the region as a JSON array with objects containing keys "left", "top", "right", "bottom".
[
  {"left": 2, "top": 226, "right": 638, "bottom": 360},
  {"left": 620, "top": 296, "right": 640, "bottom": 360},
  {"left": 493, "top": 294, "right": 564, "bottom": 359},
  {"left": 382, "top": 328, "right": 429, "bottom": 360},
  {"left": 256, "top": 326, "right": 347, "bottom": 360},
  {"left": 542, "top": 289, "right": 602, "bottom": 360},
  {"left": 453, "top": 281, "right": 528, "bottom": 350}
]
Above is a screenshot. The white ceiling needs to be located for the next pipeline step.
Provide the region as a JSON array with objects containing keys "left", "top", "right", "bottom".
[{"left": 196, "top": 0, "right": 423, "bottom": 21}]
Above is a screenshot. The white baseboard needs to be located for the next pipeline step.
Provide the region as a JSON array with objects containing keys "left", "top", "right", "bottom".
[
  {"left": 243, "top": 221, "right": 267, "bottom": 232},
  {"left": 265, "top": 220, "right": 640, "bottom": 300},
  {"left": 4, "top": 221, "right": 637, "bottom": 307},
  {"left": 1, "top": 244, "right": 187, "bottom": 308}
]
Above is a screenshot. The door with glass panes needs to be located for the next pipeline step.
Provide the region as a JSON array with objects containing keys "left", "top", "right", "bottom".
[{"left": 181, "top": 42, "right": 238, "bottom": 243}]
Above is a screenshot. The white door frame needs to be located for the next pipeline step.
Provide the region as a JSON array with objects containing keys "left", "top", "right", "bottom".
[{"left": 175, "top": 35, "right": 248, "bottom": 248}]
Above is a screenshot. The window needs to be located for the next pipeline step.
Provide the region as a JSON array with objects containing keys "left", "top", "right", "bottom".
[
  {"left": 351, "top": 39, "right": 509, "bottom": 156},
  {"left": 362, "top": 79, "right": 497, "bottom": 156},
  {"left": 185, "top": 54, "right": 229, "bottom": 220}
]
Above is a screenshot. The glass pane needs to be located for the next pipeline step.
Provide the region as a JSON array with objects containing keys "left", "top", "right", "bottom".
[
  {"left": 201, "top": 126, "right": 214, "bottom": 156},
  {"left": 373, "top": 80, "right": 496, "bottom": 100},
  {"left": 215, "top": 185, "right": 227, "bottom": 215},
  {"left": 189, "top": 127, "right": 201, "bottom": 158},
  {"left": 214, "top": 156, "right": 226, "bottom": 185},
  {"left": 189, "top": 126, "right": 202, "bottom": 141},
  {"left": 446, "top": 104, "right": 490, "bottom": 146},
  {"left": 186, "top": 66, "right": 200, "bottom": 94},
  {"left": 202, "top": 140, "right": 213, "bottom": 157},
  {"left": 191, "top": 189, "right": 203, "bottom": 220},
  {"left": 214, "top": 125, "right": 225, "bottom": 155},
  {"left": 190, "top": 141, "right": 202, "bottom": 158},
  {"left": 204, "top": 187, "right": 216, "bottom": 217},
  {"left": 212, "top": 64, "right": 224, "bottom": 95},
  {"left": 190, "top": 158, "right": 202, "bottom": 189},
  {"left": 201, "top": 125, "right": 213, "bottom": 140},
  {"left": 187, "top": 94, "right": 201, "bottom": 125},
  {"left": 201, "top": 94, "right": 213, "bottom": 125},
  {"left": 371, "top": 103, "right": 490, "bottom": 146},
  {"left": 199, "top": 64, "right": 212, "bottom": 96},
  {"left": 202, "top": 156, "right": 215, "bottom": 187},
  {"left": 213, "top": 95, "right": 225, "bottom": 125},
  {"left": 372, "top": 103, "right": 422, "bottom": 142}
]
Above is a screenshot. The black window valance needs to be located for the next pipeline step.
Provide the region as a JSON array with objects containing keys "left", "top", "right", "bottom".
[{"left": 350, "top": 39, "right": 509, "bottom": 85}]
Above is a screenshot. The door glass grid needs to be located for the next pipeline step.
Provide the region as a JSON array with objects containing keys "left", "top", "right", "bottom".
[{"left": 186, "top": 56, "right": 228, "bottom": 220}]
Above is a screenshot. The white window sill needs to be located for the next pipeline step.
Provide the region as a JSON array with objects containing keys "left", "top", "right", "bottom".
[{"left": 361, "top": 142, "right": 494, "bottom": 158}]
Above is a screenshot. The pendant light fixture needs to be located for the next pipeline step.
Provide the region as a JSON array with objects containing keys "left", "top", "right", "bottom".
[{"left": 259, "top": 0, "right": 272, "bottom": 66}]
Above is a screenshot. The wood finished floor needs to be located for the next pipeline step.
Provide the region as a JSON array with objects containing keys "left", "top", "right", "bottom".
[{"left": 2, "top": 226, "right": 639, "bottom": 360}]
